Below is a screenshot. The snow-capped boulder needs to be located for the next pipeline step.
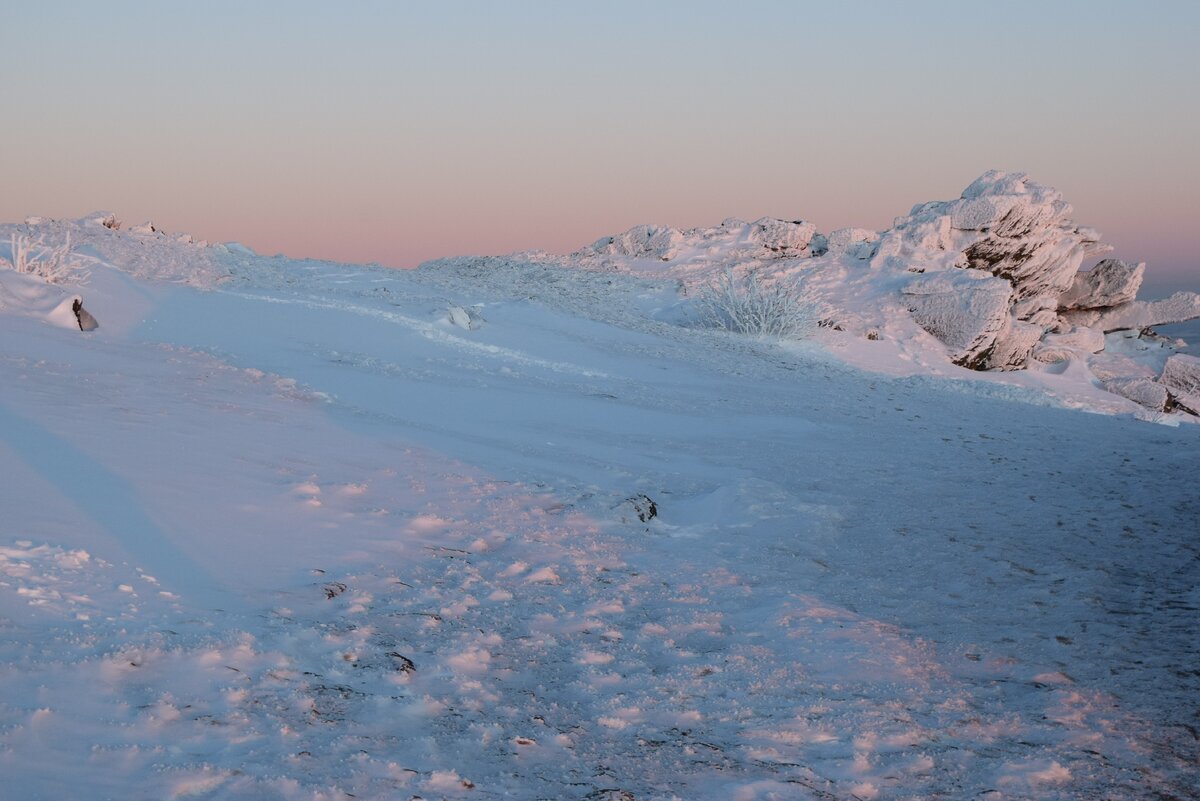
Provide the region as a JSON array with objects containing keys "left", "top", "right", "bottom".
[
  {"left": 745, "top": 217, "right": 818, "bottom": 256},
  {"left": 1057, "top": 259, "right": 1145, "bottom": 310},
  {"left": 902, "top": 271, "right": 1013, "bottom": 367},
  {"left": 1104, "top": 377, "right": 1171, "bottom": 412},
  {"left": 1159, "top": 354, "right": 1200, "bottom": 415},
  {"left": 1061, "top": 291, "right": 1200, "bottom": 333},
  {"left": 446, "top": 304, "right": 484, "bottom": 331},
  {"left": 825, "top": 227, "right": 880, "bottom": 260}
]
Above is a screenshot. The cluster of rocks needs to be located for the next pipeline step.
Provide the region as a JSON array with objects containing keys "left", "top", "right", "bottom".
[
  {"left": 570, "top": 170, "right": 1199, "bottom": 416},
  {"left": 876, "top": 171, "right": 1200, "bottom": 413},
  {"left": 582, "top": 217, "right": 825, "bottom": 264}
]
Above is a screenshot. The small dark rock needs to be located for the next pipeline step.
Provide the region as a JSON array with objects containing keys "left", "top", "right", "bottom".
[{"left": 625, "top": 495, "right": 657, "bottom": 523}]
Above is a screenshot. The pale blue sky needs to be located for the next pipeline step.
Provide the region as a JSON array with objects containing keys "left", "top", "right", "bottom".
[{"left": 2, "top": 1, "right": 1197, "bottom": 294}]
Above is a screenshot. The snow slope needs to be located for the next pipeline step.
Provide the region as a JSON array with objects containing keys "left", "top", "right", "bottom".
[{"left": 1, "top": 214, "right": 1198, "bottom": 800}]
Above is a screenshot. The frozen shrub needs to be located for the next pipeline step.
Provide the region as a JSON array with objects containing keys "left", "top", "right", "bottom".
[
  {"left": 6, "top": 232, "right": 89, "bottom": 284},
  {"left": 694, "top": 268, "right": 817, "bottom": 339}
]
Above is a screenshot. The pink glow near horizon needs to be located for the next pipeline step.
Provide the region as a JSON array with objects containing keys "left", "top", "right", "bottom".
[{"left": 2, "top": 2, "right": 1197, "bottom": 297}]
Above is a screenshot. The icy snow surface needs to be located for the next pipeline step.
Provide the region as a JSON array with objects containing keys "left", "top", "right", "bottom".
[{"left": 1, "top": 215, "right": 1198, "bottom": 801}]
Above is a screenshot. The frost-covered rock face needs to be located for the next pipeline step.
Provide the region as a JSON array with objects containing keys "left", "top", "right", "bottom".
[
  {"left": 863, "top": 170, "right": 1200, "bottom": 377},
  {"left": 871, "top": 171, "right": 1115, "bottom": 368},
  {"left": 902, "top": 272, "right": 1013, "bottom": 368},
  {"left": 1058, "top": 259, "right": 1145, "bottom": 310}
]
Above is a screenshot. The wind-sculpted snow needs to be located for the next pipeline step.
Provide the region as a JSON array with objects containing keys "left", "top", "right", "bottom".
[{"left": 2, "top": 217, "right": 1199, "bottom": 798}]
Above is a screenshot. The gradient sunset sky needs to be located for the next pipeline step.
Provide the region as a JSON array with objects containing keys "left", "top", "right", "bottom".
[{"left": 3, "top": 1, "right": 1197, "bottom": 295}]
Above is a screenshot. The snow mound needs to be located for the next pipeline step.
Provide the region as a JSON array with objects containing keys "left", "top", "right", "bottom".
[
  {"left": 1, "top": 213, "right": 230, "bottom": 288},
  {"left": 0, "top": 268, "right": 97, "bottom": 331}
]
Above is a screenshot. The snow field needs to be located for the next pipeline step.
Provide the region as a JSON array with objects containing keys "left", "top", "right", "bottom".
[{"left": 0, "top": 220, "right": 1197, "bottom": 798}]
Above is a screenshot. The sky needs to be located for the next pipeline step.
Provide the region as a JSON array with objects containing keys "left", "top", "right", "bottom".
[{"left": 2, "top": 0, "right": 1198, "bottom": 296}]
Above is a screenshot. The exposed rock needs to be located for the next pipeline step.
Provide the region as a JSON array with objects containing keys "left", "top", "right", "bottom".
[
  {"left": 1159, "top": 354, "right": 1200, "bottom": 414},
  {"left": 1061, "top": 291, "right": 1200, "bottom": 333},
  {"left": 1058, "top": 259, "right": 1145, "bottom": 310},
  {"left": 72, "top": 298, "right": 98, "bottom": 331},
  {"left": 1104, "top": 377, "right": 1170, "bottom": 412},
  {"left": 620, "top": 494, "right": 658, "bottom": 524},
  {"left": 902, "top": 271, "right": 1012, "bottom": 367}
]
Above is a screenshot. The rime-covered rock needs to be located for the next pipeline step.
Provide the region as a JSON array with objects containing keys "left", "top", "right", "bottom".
[
  {"left": 825, "top": 228, "right": 880, "bottom": 260},
  {"left": 986, "top": 320, "right": 1044, "bottom": 370},
  {"left": 1159, "top": 354, "right": 1200, "bottom": 414},
  {"left": 872, "top": 171, "right": 1110, "bottom": 315},
  {"left": 589, "top": 225, "right": 684, "bottom": 262},
  {"left": 746, "top": 217, "right": 819, "bottom": 256},
  {"left": 1058, "top": 259, "right": 1145, "bottom": 310},
  {"left": 1061, "top": 291, "right": 1200, "bottom": 333},
  {"left": 902, "top": 271, "right": 1013, "bottom": 367},
  {"left": 580, "top": 217, "right": 820, "bottom": 266},
  {"left": 1104, "top": 377, "right": 1170, "bottom": 412}
]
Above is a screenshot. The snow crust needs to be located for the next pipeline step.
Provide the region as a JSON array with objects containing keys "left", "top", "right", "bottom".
[{"left": 1, "top": 186, "right": 1198, "bottom": 799}]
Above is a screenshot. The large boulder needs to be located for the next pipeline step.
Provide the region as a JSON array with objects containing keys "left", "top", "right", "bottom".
[{"left": 902, "top": 271, "right": 1013, "bottom": 368}]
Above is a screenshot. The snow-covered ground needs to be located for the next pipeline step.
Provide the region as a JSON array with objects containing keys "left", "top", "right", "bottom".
[{"left": 1, "top": 215, "right": 1198, "bottom": 800}]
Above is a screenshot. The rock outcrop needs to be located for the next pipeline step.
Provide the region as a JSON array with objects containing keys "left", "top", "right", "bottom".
[
  {"left": 871, "top": 171, "right": 1199, "bottom": 384},
  {"left": 564, "top": 169, "right": 1199, "bottom": 416},
  {"left": 581, "top": 217, "right": 822, "bottom": 265}
]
